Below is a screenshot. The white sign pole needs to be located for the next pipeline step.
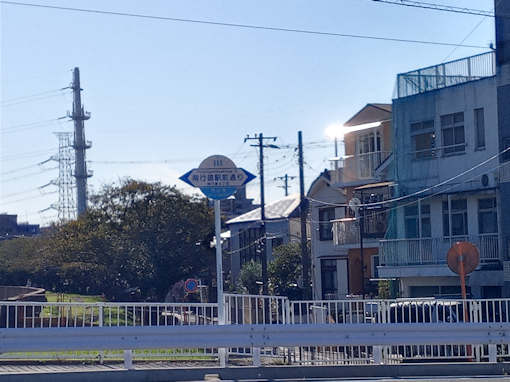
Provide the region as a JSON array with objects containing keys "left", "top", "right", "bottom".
[
  {"left": 214, "top": 199, "right": 224, "bottom": 323},
  {"left": 214, "top": 199, "right": 226, "bottom": 367}
]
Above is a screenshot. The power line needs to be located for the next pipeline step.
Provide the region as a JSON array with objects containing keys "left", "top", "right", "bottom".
[
  {"left": 0, "top": 191, "right": 56, "bottom": 207},
  {"left": 1, "top": 88, "right": 69, "bottom": 107},
  {"left": 371, "top": 0, "right": 494, "bottom": 17},
  {"left": 88, "top": 151, "right": 258, "bottom": 165},
  {"left": 307, "top": 145, "right": 510, "bottom": 209},
  {"left": 0, "top": 163, "right": 42, "bottom": 176},
  {"left": 0, "top": 1, "right": 490, "bottom": 49},
  {"left": 442, "top": 0, "right": 502, "bottom": 62},
  {"left": 2, "top": 166, "right": 58, "bottom": 183},
  {"left": 0, "top": 148, "right": 57, "bottom": 161},
  {"left": 442, "top": 17, "right": 489, "bottom": 62},
  {"left": 0, "top": 117, "right": 68, "bottom": 134}
]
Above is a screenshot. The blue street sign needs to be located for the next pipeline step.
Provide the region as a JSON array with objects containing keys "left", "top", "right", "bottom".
[{"left": 179, "top": 155, "right": 256, "bottom": 200}]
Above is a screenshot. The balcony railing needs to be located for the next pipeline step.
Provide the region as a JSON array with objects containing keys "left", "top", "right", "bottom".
[
  {"left": 343, "top": 151, "right": 391, "bottom": 180},
  {"left": 333, "top": 211, "right": 388, "bottom": 246},
  {"left": 379, "top": 234, "right": 499, "bottom": 266},
  {"left": 394, "top": 51, "right": 495, "bottom": 99}
]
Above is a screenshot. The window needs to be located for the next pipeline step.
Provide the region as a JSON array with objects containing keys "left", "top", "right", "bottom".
[
  {"left": 410, "top": 286, "right": 440, "bottom": 298},
  {"left": 357, "top": 130, "right": 382, "bottom": 178},
  {"left": 442, "top": 199, "right": 468, "bottom": 237},
  {"left": 478, "top": 198, "right": 498, "bottom": 234},
  {"left": 474, "top": 108, "right": 485, "bottom": 150},
  {"left": 411, "top": 120, "right": 435, "bottom": 159},
  {"left": 410, "top": 285, "right": 468, "bottom": 298},
  {"left": 271, "top": 236, "right": 284, "bottom": 249},
  {"left": 404, "top": 204, "right": 431, "bottom": 238},
  {"left": 321, "top": 259, "right": 338, "bottom": 299},
  {"left": 239, "top": 227, "right": 264, "bottom": 266},
  {"left": 371, "top": 255, "right": 380, "bottom": 279},
  {"left": 319, "top": 208, "right": 335, "bottom": 241},
  {"left": 411, "top": 120, "right": 434, "bottom": 131},
  {"left": 441, "top": 112, "right": 465, "bottom": 155}
]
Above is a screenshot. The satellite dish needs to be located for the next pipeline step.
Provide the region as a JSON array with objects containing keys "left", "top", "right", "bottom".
[
  {"left": 447, "top": 242, "right": 480, "bottom": 276},
  {"left": 349, "top": 197, "right": 361, "bottom": 216}
]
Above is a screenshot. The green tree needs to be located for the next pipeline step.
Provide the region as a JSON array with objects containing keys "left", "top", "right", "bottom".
[
  {"left": 238, "top": 260, "right": 261, "bottom": 295},
  {"left": 39, "top": 179, "right": 216, "bottom": 300},
  {"left": 0, "top": 236, "right": 42, "bottom": 286},
  {"left": 268, "top": 242, "right": 302, "bottom": 298}
]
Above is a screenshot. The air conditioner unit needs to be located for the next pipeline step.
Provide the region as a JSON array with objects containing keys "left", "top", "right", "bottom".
[{"left": 480, "top": 172, "right": 498, "bottom": 188}]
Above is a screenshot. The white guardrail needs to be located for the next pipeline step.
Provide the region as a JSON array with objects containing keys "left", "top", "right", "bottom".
[
  {"left": 1, "top": 323, "right": 509, "bottom": 352},
  {"left": 3, "top": 295, "right": 510, "bottom": 367}
]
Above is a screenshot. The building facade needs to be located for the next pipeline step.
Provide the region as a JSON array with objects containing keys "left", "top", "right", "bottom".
[
  {"left": 0, "top": 214, "right": 40, "bottom": 241},
  {"left": 309, "top": 104, "right": 393, "bottom": 299},
  {"left": 378, "top": 49, "right": 507, "bottom": 298},
  {"left": 226, "top": 194, "right": 302, "bottom": 283}
]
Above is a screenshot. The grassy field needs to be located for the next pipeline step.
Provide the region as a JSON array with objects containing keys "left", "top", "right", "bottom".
[
  {"left": 3, "top": 292, "right": 219, "bottom": 361},
  {"left": 45, "top": 292, "right": 107, "bottom": 303}
]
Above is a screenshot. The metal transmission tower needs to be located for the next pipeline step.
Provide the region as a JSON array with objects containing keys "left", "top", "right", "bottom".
[
  {"left": 55, "top": 132, "right": 77, "bottom": 221},
  {"left": 69, "top": 67, "right": 92, "bottom": 216},
  {"left": 40, "top": 133, "right": 77, "bottom": 222}
]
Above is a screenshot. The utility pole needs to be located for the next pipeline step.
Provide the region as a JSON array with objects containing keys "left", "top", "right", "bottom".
[
  {"left": 359, "top": 191, "right": 365, "bottom": 299},
  {"left": 70, "top": 67, "right": 91, "bottom": 217},
  {"left": 244, "top": 133, "right": 278, "bottom": 296},
  {"left": 298, "top": 131, "right": 311, "bottom": 299},
  {"left": 275, "top": 174, "right": 296, "bottom": 197}
]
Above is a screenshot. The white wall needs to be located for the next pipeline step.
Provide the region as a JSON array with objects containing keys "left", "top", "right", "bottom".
[
  {"left": 394, "top": 77, "right": 498, "bottom": 195},
  {"left": 309, "top": 177, "right": 347, "bottom": 299},
  {"left": 394, "top": 189, "right": 498, "bottom": 241}
]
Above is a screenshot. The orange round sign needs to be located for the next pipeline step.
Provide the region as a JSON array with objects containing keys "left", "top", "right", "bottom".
[{"left": 447, "top": 242, "right": 480, "bottom": 275}]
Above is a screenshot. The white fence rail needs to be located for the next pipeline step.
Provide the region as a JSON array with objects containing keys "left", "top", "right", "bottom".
[
  {"left": 224, "top": 293, "right": 289, "bottom": 325},
  {"left": 0, "top": 301, "right": 218, "bottom": 328},
  {"left": 4, "top": 295, "right": 510, "bottom": 366}
]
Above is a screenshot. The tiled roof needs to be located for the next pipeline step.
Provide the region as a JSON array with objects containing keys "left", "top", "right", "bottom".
[{"left": 226, "top": 194, "right": 300, "bottom": 224}]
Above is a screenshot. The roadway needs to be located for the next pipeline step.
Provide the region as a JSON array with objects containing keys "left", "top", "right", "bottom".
[{"left": 1, "top": 363, "right": 510, "bottom": 382}]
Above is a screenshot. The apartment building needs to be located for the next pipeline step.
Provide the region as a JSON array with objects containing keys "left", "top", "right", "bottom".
[
  {"left": 377, "top": 44, "right": 509, "bottom": 298},
  {"left": 309, "top": 104, "right": 393, "bottom": 299}
]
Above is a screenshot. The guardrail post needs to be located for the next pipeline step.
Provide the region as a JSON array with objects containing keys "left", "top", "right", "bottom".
[
  {"left": 285, "top": 299, "right": 291, "bottom": 324},
  {"left": 373, "top": 345, "right": 383, "bottom": 364},
  {"left": 252, "top": 347, "right": 261, "bottom": 367},
  {"left": 98, "top": 304, "right": 103, "bottom": 327},
  {"left": 219, "top": 348, "right": 227, "bottom": 368},
  {"left": 489, "top": 344, "right": 497, "bottom": 363},
  {"left": 123, "top": 349, "right": 134, "bottom": 370},
  {"left": 98, "top": 304, "right": 104, "bottom": 364}
]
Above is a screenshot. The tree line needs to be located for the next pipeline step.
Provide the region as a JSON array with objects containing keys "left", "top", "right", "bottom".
[{"left": 0, "top": 179, "right": 302, "bottom": 301}]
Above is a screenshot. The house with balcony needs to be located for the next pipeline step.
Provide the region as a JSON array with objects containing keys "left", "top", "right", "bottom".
[
  {"left": 378, "top": 49, "right": 507, "bottom": 298},
  {"left": 309, "top": 104, "right": 393, "bottom": 299}
]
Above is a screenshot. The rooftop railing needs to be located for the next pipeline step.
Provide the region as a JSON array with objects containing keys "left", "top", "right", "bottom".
[{"left": 394, "top": 51, "right": 495, "bottom": 99}]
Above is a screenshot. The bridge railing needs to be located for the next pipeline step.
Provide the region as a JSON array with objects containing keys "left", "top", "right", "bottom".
[{"left": 3, "top": 295, "right": 510, "bottom": 366}]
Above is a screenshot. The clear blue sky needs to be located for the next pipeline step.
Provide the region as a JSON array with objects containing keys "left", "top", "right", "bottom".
[{"left": 0, "top": 0, "right": 495, "bottom": 225}]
